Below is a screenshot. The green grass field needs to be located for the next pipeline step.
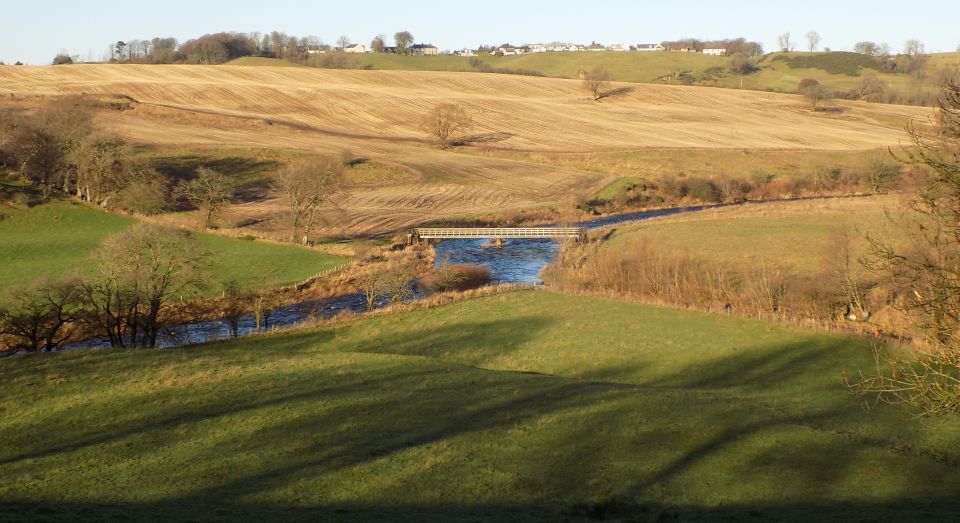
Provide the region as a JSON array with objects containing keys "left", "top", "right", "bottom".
[
  {"left": 1, "top": 290, "right": 958, "bottom": 521},
  {"left": 601, "top": 197, "right": 894, "bottom": 276},
  {"left": 0, "top": 201, "right": 347, "bottom": 294}
]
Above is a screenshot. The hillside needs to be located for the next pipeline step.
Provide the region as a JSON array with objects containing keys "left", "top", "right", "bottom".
[
  {"left": 0, "top": 64, "right": 930, "bottom": 235},
  {"left": 2, "top": 290, "right": 959, "bottom": 521},
  {"left": 0, "top": 201, "right": 347, "bottom": 294}
]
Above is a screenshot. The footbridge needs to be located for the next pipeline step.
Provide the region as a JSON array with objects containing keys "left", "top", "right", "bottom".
[{"left": 411, "top": 226, "right": 587, "bottom": 245}]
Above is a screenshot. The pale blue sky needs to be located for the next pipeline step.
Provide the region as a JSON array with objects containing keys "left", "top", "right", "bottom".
[{"left": 2, "top": 0, "right": 957, "bottom": 64}]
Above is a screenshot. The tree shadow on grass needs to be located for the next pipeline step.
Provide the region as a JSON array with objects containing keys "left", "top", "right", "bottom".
[
  {"left": 151, "top": 155, "right": 281, "bottom": 203},
  {"left": 3, "top": 314, "right": 960, "bottom": 521}
]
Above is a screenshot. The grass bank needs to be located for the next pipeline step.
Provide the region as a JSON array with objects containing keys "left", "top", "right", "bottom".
[{"left": 1, "top": 290, "right": 958, "bottom": 521}]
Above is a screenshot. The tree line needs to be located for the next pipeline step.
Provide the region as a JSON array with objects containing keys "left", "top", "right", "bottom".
[{"left": 102, "top": 29, "right": 420, "bottom": 66}]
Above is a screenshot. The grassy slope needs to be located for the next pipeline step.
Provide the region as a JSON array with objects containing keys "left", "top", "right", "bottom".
[
  {"left": 348, "top": 51, "right": 954, "bottom": 95},
  {"left": 601, "top": 197, "right": 895, "bottom": 276},
  {"left": 1, "top": 290, "right": 958, "bottom": 521},
  {"left": 0, "top": 201, "right": 347, "bottom": 293}
]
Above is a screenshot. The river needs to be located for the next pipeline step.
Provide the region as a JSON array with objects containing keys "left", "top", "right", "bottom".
[{"left": 64, "top": 205, "right": 712, "bottom": 350}]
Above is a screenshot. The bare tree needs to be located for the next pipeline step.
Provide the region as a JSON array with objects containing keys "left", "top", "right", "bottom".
[
  {"left": 419, "top": 103, "right": 475, "bottom": 149},
  {"left": 270, "top": 158, "right": 343, "bottom": 243},
  {"left": 903, "top": 39, "right": 925, "bottom": 56},
  {"left": 336, "top": 35, "right": 351, "bottom": 50},
  {"left": 848, "top": 75, "right": 960, "bottom": 416},
  {"left": 173, "top": 167, "right": 233, "bottom": 228},
  {"left": 394, "top": 31, "right": 414, "bottom": 55},
  {"left": 69, "top": 135, "right": 127, "bottom": 204},
  {"left": 81, "top": 224, "right": 209, "bottom": 348},
  {"left": 777, "top": 32, "right": 792, "bottom": 52},
  {"left": 370, "top": 35, "right": 386, "bottom": 53},
  {"left": 0, "top": 277, "right": 82, "bottom": 352},
  {"left": 582, "top": 66, "right": 611, "bottom": 100},
  {"left": 806, "top": 31, "right": 821, "bottom": 52},
  {"left": 798, "top": 78, "right": 828, "bottom": 110},
  {"left": 355, "top": 261, "right": 415, "bottom": 311}
]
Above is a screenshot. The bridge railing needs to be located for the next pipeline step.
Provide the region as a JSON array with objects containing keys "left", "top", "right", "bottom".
[{"left": 414, "top": 227, "right": 586, "bottom": 239}]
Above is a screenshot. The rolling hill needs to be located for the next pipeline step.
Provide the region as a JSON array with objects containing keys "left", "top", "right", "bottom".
[{"left": 0, "top": 64, "right": 931, "bottom": 235}]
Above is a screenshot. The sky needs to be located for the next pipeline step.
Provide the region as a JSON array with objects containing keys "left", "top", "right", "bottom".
[{"left": 1, "top": 0, "right": 958, "bottom": 64}]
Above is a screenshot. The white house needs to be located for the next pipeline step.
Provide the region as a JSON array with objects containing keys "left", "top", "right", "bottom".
[
  {"left": 528, "top": 43, "right": 547, "bottom": 53},
  {"left": 609, "top": 43, "right": 630, "bottom": 52},
  {"left": 587, "top": 43, "right": 606, "bottom": 52},
  {"left": 453, "top": 48, "right": 476, "bottom": 57},
  {"left": 496, "top": 45, "right": 523, "bottom": 56},
  {"left": 703, "top": 48, "right": 727, "bottom": 56},
  {"left": 341, "top": 43, "right": 366, "bottom": 54},
  {"left": 636, "top": 43, "right": 665, "bottom": 52},
  {"left": 306, "top": 44, "right": 331, "bottom": 55}
]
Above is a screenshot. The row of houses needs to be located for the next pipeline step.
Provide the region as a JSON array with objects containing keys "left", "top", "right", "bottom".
[
  {"left": 300, "top": 41, "right": 728, "bottom": 57},
  {"left": 305, "top": 43, "right": 439, "bottom": 55},
  {"left": 489, "top": 43, "right": 728, "bottom": 56}
]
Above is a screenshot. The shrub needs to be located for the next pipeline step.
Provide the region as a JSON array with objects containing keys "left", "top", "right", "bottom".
[
  {"left": 684, "top": 177, "right": 722, "bottom": 202},
  {"left": 424, "top": 260, "right": 491, "bottom": 293}
]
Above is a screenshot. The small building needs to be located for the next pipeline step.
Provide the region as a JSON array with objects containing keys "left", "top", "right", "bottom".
[
  {"left": 636, "top": 43, "right": 665, "bottom": 52},
  {"left": 341, "top": 43, "right": 366, "bottom": 54},
  {"left": 306, "top": 44, "right": 331, "bottom": 55},
  {"left": 587, "top": 43, "right": 606, "bottom": 52},
  {"left": 453, "top": 48, "right": 476, "bottom": 57},
  {"left": 410, "top": 44, "right": 439, "bottom": 56},
  {"left": 496, "top": 44, "right": 523, "bottom": 56},
  {"left": 528, "top": 43, "right": 547, "bottom": 53},
  {"left": 703, "top": 48, "right": 727, "bottom": 56},
  {"left": 609, "top": 43, "right": 630, "bottom": 52}
]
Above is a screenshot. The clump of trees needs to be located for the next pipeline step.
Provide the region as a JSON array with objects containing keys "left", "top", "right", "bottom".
[
  {"left": 0, "top": 97, "right": 171, "bottom": 214},
  {"left": 0, "top": 225, "right": 210, "bottom": 351},
  {"left": 419, "top": 103, "right": 475, "bottom": 148}
]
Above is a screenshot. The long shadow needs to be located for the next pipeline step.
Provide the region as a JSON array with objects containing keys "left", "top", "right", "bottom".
[{"left": 4, "top": 312, "right": 960, "bottom": 521}]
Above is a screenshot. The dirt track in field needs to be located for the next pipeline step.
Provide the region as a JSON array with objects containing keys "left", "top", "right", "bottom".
[{"left": 0, "top": 64, "right": 930, "bottom": 235}]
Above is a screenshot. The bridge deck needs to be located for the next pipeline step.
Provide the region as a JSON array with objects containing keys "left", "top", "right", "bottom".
[{"left": 414, "top": 227, "right": 586, "bottom": 240}]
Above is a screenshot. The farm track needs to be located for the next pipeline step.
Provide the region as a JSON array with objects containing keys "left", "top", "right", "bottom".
[{"left": 0, "top": 65, "right": 931, "bottom": 235}]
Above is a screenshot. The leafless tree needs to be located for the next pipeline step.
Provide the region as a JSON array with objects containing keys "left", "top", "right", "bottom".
[
  {"left": 806, "top": 31, "right": 821, "bottom": 52},
  {"left": 173, "top": 167, "right": 233, "bottom": 228},
  {"left": 903, "top": 39, "right": 925, "bottom": 57},
  {"left": 336, "top": 35, "right": 351, "bottom": 50},
  {"left": 80, "top": 224, "right": 209, "bottom": 348},
  {"left": 419, "top": 103, "right": 475, "bottom": 148},
  {"left": 777, "top": 32, "right": 792, "bottom": 52},
  {"left": 0, "top": 277, "right": 82, "bottom": 352},
  {"left": 355, "top": 260, "right": 416, "bottom": 311},
  {"left": 371, "top": 35, "right": 386, "bottom": 53},
  {"left": 798, "top": 78, "right": 828, "bottom": 110},
  {"left": 69, "top": 135, "right": 127, "bottom": 204},
  {"left": 394, "top": 31, "right": 414, "bottom": 55},
  {"left": 849, "top": 75, "right": 960, "bottom": 416},
  {"left": 270, "top": 158, "right": 343, "bottom": 243},
  {"left": 582, "top": 66, "right": 611, "bottom": 100}
]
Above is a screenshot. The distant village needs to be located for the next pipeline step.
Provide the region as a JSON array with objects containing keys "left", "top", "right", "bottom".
[{"left": 306, "top": 41, "right": 754, "bottom": 57}]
